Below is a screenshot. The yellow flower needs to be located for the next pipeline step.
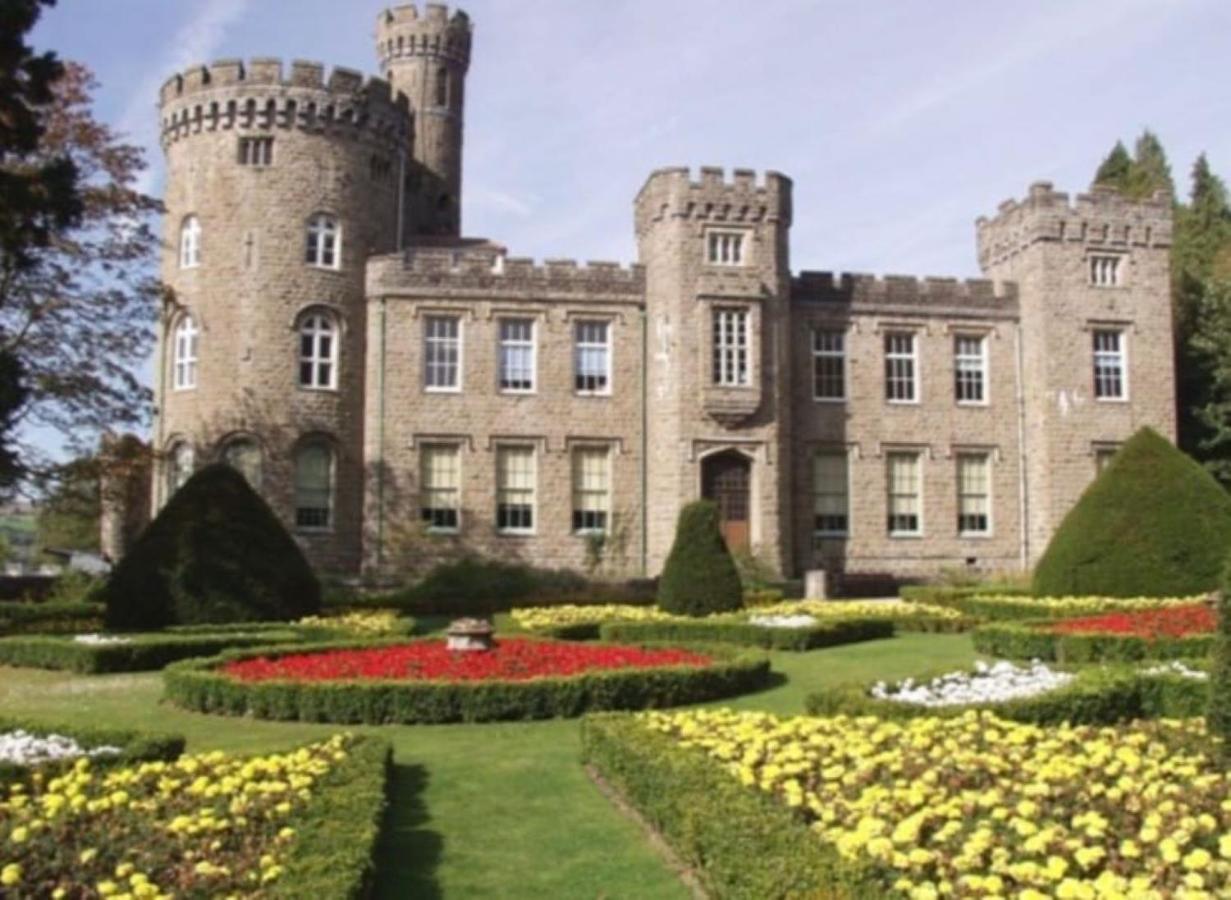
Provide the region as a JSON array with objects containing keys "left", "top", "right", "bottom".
[{"left": 1, "top": 864, "right": 21, "bottom": 886}]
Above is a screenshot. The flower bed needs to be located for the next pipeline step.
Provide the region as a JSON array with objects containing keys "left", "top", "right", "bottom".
[
  {"left": 0, "top": 716, "right": 183, "bottom": 783},
  {"left": 510, "top": 604, "right": 673, "bottom": 640},
  {"left": 1050, "top": 602, "right": 1215, "bottom": 638},
  {"left": 599, "top": 617, "right": 894, "bottom": 652},
  {"left": 591, "top": 708, "right": 1231, "bottom": 898},
  {"left": 755, "top": 599, "right": 970, "bottom": 632},
  {"left": 0, "top": 733, "right": 390, "bottom": 899},
  {"left": 295, "top": 610, "right": 411, "bottom": 637},
  {"left": 952, "top": 593, "right": 1205, "bottom": 622},
  {"left": 164, "top": 638, "right": 771, "bottom": 724},
  {"left": 870, "top": 660, "right": 1074, "bottom": 707},
  {"left": 974, "top": 605, "right": 1217, "bottom": 662}
]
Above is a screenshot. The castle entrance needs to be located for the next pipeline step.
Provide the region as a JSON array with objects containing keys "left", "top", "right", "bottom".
[{"left": 701, "top": 451, "right": 751, "bottom": 553}]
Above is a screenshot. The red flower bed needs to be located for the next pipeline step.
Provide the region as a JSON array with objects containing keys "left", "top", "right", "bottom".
[
  {"left": 222, "top": 639, "right": 713, "bottom": 683},
  {"left": 1049, "top": 603, "right": 1215, "bottom": 639}
]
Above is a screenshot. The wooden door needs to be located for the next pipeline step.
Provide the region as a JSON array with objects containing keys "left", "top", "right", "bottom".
[{"left": 702, "top": 452, "right": 751, "bottom": 552}]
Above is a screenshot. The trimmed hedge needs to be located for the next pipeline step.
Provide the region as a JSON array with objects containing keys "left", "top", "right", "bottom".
[
  {"left": 658, "top": 501, "right": 743, "bottom": 617},
  {"left": 0, "top": 716, "right": 184, "bottom": 783},
  {"left": 0, "top": 601, "right": 104, "bottom": 635},
  {"left": 899, "top": 584, "right": 1030, "bottom": 608},
  {"left": 0, "top": 629, "right": 307, "bottom": 674},
  {"left": 581, "top": 713, "right": 884, "bottom": 898},
  {"left": 1210, "top": 574, "right": 1231, "bottom": 750},
  {"left": 972, "top": 621, "right": 1215, "bottom": 662},
  {"left": 163, "top": 639, "right": 771, "bottom": 724},
  {"left": 598, "top": 618, "right": 894, "bottom": 652}
]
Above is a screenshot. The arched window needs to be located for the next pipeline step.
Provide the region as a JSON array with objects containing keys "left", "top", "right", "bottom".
[
  {"left": 435, "top": 67, "right": 449, "bottom": 107},
  {"left": 172, "top": 315, "right": 198, "bottom": 390},
  {"left": 294, "top": 441, "right": 334, "bottom": 530},
  {"left": 166, "top": 441, "right": 194, "bottom": 499},
  {"left": 305, "top": 214, "right": 340, "bottom": 268},
  {"left": 179, "top": 215, "right": 201, "bottom": 268},
  {"left": 298, "top": 312, "right": 338, "bottom": 390},
  {"left": 221, "top": 437, "right": 262, "bottom": 489}
]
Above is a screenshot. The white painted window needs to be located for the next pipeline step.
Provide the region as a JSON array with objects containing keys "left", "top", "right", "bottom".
[
  {"left": 713, "top": 308, "right": 750, "bottom": 387},
  {"left": 420, "top": 444, "right": 461, "bottom": 532},
  {"left": 498, "top": 319, "right": 535, "bottom": 392},
  {"left": 574, "top": 321, "right": 611, "bottom": 394},
  {"left": 707, "top": 231, "right": 745, "bottom": 266},
  {"left": 305, "top": 214, "right": 340, "bottom": 269},
  {"left": 166, "top": 441, "right": 194, "bottom": 498},
  {"left": 572, "top": 446, "right": 610, "bottom": 534},
  {"left": 294, "top": 442, "right": 334, "bottom": 530},
  {"left": 222, "top": 438, "right": 262, "bottom": 489},
  {"left": 813, "top": 451, "right": 849, "bottom": 537},
  {"left": 179, "top": 216, "right": 201, "bottom": 269},
  {"left": 424, "top": 316, "right": 461, "bottom": 390},
  {"left": 238, "top": 136, "right": 273, "bottom": 166},
  {"left": 1089, "top": 255, "right": 1122, "bottom": 287},
  {"left": 884, "top": 332, "right": 917, "bottom": 402},
  {"left": 496, "top": 445, "right": 535, "bottom": 533},
  {"left": 812, "top": 329, "right": 845, "bottom": 401},
  {"left": 298, "top": 313, "right": 338, "bottom": 390},
  {"left": 954, "top": 335, "right": 987, "bottom": 404},
  {"left": 957, "top": 453, "right": 991, "bottom": 536},
  {"left": 886, "top": 452, "right": 922, "bottom": 536},
  {"left": 172, "top": 315, "right": 198, "bottom": 391},
  {"left": 1092, "top": 329, "right": 1126, "bottom": 400}
]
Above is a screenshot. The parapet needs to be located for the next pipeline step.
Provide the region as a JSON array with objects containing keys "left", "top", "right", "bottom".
[
  {"left": 377, "top": 4, "right": 473, "bottom": 70},
  {"left": 634, "top": 166, "right": 793, "bottom": 236},
  {"left": 976, "top": 181, "right": 1172, "bottom": 270},
  {"left": 791, "top": 271, "right": 1018, "bottom": 317},
  {"left": 157, "top": 59, "right": 412, "bottom": 151}
]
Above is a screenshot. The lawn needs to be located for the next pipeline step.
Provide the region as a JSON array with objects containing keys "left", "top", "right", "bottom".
[{"left": 0, "top": 631, "right": 976, "bottom": 898}]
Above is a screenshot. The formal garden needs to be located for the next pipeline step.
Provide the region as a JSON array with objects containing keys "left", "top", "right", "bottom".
[{"left": 2, "top": 429, "right": 1231, "bottom": 898}]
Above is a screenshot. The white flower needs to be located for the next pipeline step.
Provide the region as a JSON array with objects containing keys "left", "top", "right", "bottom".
[
  {"left": 72, "top": 634, "right": 132, "bottom": 646},
  {"left": 870, "top": 660, "right": 1074, "bottom": 707},
  {"left": 0, "top": 730, "right": 121, "bottom": 765},
  {"left": 1141, "top": 660, "right": 1207, "bottom": 680},
  {"left": 748, "top": 614, "right": 819, "bottom": 629}
]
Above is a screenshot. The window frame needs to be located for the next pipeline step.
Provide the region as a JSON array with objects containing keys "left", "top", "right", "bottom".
[
  {"left": 705, "top": 228, "right": 749, "bottom": 267},
  {"left": 956, "top": 452, "right": 992, "bottom": 537},
  {"left": 423, "top": 315, "right": 463, "bottom": 393},
  {"left": 172, "top": 315, "right": 199, "bottom": 392},
  {"left": 293, "top": 440, "right": 335, "bottom": 533},
  {"left": 812, "top": 450, "right": 850, "bottom": 539},
  {"left": 884, "top": 330, "right": 919, "bottom": 404},
  {"left": 238, "top": 136, "right": 274, "bottom": 167},
  {"left": 712, "top": 307, "right": 751, "bottom": 387},
  {"left": 571, "top": 445, "right": 611, "bottom": 536},
  {"left": 886, "top": 451, "right": 923, "bottom": 537},
  {"left": 1092, "top": 328, "right": 1128, "bottom": 401},
  {"left": 297, "top": 311, "right": 339, "bottom": 391},
  {"left": 573, "top": 320, "right": 612, "bottom": 396},
  {"left": 1088, "top": 253, "right": 1124, "bottom": 288},
  {"left": 305, "top": 213, "right": 342, "bottom": 270},
  {"left": 953, "top": 333, "right": 988, "bottom": 406},
  {"left": 497, "top": 318, "right": 537, "bottom": 394},
  {"left": 495, "top": 444, "right": 537, "bottom": 535},
  {"left": 179, "top": 215, "right": 201, "bottom": 269},
  {"left": 420, "top": 442, "right": 462, "bottom": 534},
  {"left": 812, "top": 328, "right": 847, "bottom": 402}
]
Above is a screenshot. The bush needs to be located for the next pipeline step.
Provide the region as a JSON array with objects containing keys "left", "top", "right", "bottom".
[
  {"left": 1209, "top": 577, "right": 1231, "bottom": 751},
  {"left": 972, "top": 621, "right": 1215, "bottom": 662},
  {"left": 0, "top": 601, "right": 103, "bottom": 635},
  {"left": 101, "top": 464, "right": 321, "bottom": 630},
  {"left": 658, "top": 501, "right": 743, "bottom": 617},
  {"left": 0, "top": 716, "right": 184, "bottom": 783},
  {"left": 164, "top": 639, "right": 771, "bottom": 724},
  {"left": 899, "top": 583, "right": 1030, "bottom": 608},
  {"left": 1033, "top": 427, "right": 1231, "bottom": 597},
  {"left": 580, "top": 714, "right": 884, "bottom": 898},
  {"left": 0, "top": 628, "right": 308, "bottom": 673},
  {"left": 599, "top": 618, "right": 894, "bottom": 652}
]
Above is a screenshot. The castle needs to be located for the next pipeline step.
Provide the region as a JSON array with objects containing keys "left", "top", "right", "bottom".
[{"left": 147, "top": 4, "right": 1176, "bottom": 585}]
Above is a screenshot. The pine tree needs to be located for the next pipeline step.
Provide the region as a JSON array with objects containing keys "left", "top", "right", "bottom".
[
  {"left": 1093, "top": 141, "right": 1133, "bottom": 192},
  {"left": 1128, "top": 130, "right": 1176, "bottom": 201}
]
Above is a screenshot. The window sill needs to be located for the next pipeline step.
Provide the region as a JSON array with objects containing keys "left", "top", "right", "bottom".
[
  {"left": 573, "top": 529, "right": 608, "bottom": 538},
  {"left": 298, "top": 385, "right": 339, "bottom": 393},
  {"left": 424, "top": 527, "right": 460, "bottom": 536},
  {"left": 424, "top": 386, "right": 462, "bottom": 394},
  {"left": 171, "top": 386, "right": 197, "bottom": 393},
  {"left": 499, "top": 390, "right": 537, "bottom": 397},
  {"left": 888, "top": 532, "right": 923, "bottom": 540},
  {"left": 496, "top": 529, "right": 536, "bottom": 538},
  {"left": 956, "top": 401, "right": 989, "bottom": 408},
  {"left": 295, "top": 527, "right": 334, "bottom": 536},
  {"left": 886, "top": 399, "right": 921, "bottom": 407},
  {"left": 959, "top": 532, "right": 993, "bottom": 540},
  {"left": 574, "top": 391, "right": 613, "bottom": 399},
  {"left": 1094, "top": 397, "right": 1129, "bottom": 404},
  {"left": 307, "top": 264, "right": 343, "bottom": 273},
  {"left": 813, "top": 397, "right": 847, "bottom": 404}
]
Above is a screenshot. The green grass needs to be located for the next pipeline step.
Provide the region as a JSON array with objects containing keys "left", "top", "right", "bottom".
[{"left": 0, "top": 630, "right": 975, "bottom": 897}]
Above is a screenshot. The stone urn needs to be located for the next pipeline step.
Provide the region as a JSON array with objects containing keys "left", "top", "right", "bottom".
[{"left": 446, "top": 617, "right": 495, "bottom": 652}]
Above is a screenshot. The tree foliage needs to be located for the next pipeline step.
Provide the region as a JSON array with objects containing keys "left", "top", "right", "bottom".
[
  {"left": 1092, "top": 131, "right": 1174, "bottom": 201},
  {"left": 34, "top": 453, "right": 99, "bottom": 553},
  {"left": 658, "top": 501, "right": 744, "bottom": 617}
]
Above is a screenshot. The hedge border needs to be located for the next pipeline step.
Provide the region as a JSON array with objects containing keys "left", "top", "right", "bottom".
[
  {"left": 899, "top": 584, "right": 1030, "bottom": 607},
  {"left": 0, "top": 715, "right": 184, "bottom": 783},
  {"left": 0, "top": 630, "right": 309, "bottom": 674},
  {"left": 972, "top": 621, "right": 1215, "bottom": 662},
  {"left": 598, "top": 617, "right": 894, "bottom": 651},
  {"left": 0, "top": 602, "right": 104, "bottom": 636},
  {"left": 581, "top": 713, "right": 886, "bottom": 898},
  {"left": 163, "top": 638, "right": 772, "bottom": 724}
]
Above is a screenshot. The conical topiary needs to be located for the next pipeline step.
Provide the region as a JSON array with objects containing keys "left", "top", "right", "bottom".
[
  {"left": 101, "top": 463, "right": 321, "bottom": 630},
  {"left": 658, "top": 500, "right": 743, "bottom": 617},
  {"left": 1209, "top": 573, "right": 1231, "bottom": 754},
  {"left": 1033, "top": 427, "right": 1231, "bottom": 597}
]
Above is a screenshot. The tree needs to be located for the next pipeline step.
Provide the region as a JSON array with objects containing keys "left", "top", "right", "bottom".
[
  {"left": 1093, "top": 141, "right": 1132, "bottom": 192},
  {"left": 33, "top": 453, "right": 99, "bottom": 553},
  {"left": 1128, "top": 130, "right": 1176, "bottom": 201},
  {"left": 658, "top": 501, "right": 743, "bottom": 617}
]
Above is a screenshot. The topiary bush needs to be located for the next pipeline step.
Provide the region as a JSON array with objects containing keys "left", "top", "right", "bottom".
[
  {"left": 101, "top": 464, "right": 321, "bottom": 630},
  {"left": 1032, "top": 427, "right": 1231, "bottom": 597},
  {"left": 657, "top": 501, "right": 743, "bottom": 617},
  {"left": 1210, "top": 577, "right": 1231, "bottom": 752}
]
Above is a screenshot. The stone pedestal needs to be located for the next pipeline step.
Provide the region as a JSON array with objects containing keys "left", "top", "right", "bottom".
[
  {"left": 445, "top": 618, "right": 495, "bottom": 652},
  {"left": 804, "top": 569, "right": 828, "bottom": 601}
]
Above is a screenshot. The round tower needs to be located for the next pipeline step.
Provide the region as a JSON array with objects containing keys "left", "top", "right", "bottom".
[
  {"left": 154, "top": 58, "right": 411, "bottom": 572},
  {"left": 376, "top": 4, "right": 472, "bottom": 237}
]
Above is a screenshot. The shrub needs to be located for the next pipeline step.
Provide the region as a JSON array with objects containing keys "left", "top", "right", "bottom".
[
  {"left": 599, "top": 618, "right": 893, "bottom": 652},
  {"left": 1033, "top": 427, "right": 1231, "bottom": 597},
  {"left": 657, "top": 501, "right": 743, "bottom": 617},
  {"left": 1209, "top": 578, "right": 1231, "bottom": 751},
  {"left": 0, "top": 716, "right": 184, "bottom": 783},
  {"left": 0, "top": 629, "right": 307, "bottom": 674},
  {"left": 0, "top": 601, "right": 103, "bottom": 635},
  {"left": 972, "top": 621, "right": 1215, "bottom": 662},
  {"left": 899, "top": 583, "right": 1030, "bottom": 608},
  {"left": 101, "top": 463, "right": 321, "bottom": 630},
  {"left": 955, "top": 593, "right": 1201, "bottom": 622}
]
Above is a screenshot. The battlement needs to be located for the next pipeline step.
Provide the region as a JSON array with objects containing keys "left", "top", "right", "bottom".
[
  {"left": 157, "top": 59, "right": 411, "bottom": 150},
  {"left": 791, "top": 271, "right": 1018, "bottom": 316},
  {"left": 377, "top": 4, "right": 473, "bottom": 70},
  {"left": 634, "top": 166, "right": 793, "bottom": 235},
  {"left": 976, "top": 181, "right": 1173, "bottom": 270}
]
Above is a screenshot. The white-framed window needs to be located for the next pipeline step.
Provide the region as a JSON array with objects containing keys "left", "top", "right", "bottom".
[
  {"left": 574, "top": 321, "right": 611, "bottom": 394},
  {"left": 424, "top": 315, "right": 461, "bottom": 391},
  {"left": 305, "top": 214, "right": 341, "bottom": 269},
  {"left": 498, "top": 319, "right": 535, "bottom": 393},
  {"left": 172, "top": 315, "right": 199, "bottom": 391},
  {"left": 812, "top": 329, "right": 845, "bottom": 401},
  {"left": 294, "top": 441, "right": 334, "bottom": 530},
  {"left": 884, "top": 331, "right": 917, "bottom": 402},
  {"left": 1089, "top": 254, "right": 1122, "bottom": 287},
  {"left": 166, "top": 441, "right": 194, "bottom": 499},
  {"left": 222, "top": 437, "right": 262, "bottom": 489},
  {"left": 238, "top": 136, "right": 273, "bottom": 166},
  {"left": 496, "top": 445, "right": 535, "bottom": 533},
  {"left": 954, "top": 334, "right": 987, "bottom": 404},
  {"left": 706, "top": 230, "right": 746, "bottom": 266},
  {"left": 713, "top": 308, "right": 750, "bottom": 387},
  {"left": 179, "top": 215, "right": 201, "bottom": 269},
  {"left": 298, "top": 313, "right": 338, "bottom": 390},
  {"left": 572, "top": 446, "right": 610, "bottom": 534},
  {"left": 886, "top": 451, "right": 922, "bottom": 536},
  {"left": 420, "top": 443, "right": 461, "bottom": 532},
  {"left": 1092, "top": 329, "right": 1126, "bottom": 400},
  {"left": 956, "top": 453, "right": 991, "bottom": 536},
  {"left": 813, "top": 451, "right": 849, "bottom": 537}
]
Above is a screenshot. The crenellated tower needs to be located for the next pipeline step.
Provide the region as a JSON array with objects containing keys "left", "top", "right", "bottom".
[{"left": 377, "top": 4, "right": 473, "bottom": 237}]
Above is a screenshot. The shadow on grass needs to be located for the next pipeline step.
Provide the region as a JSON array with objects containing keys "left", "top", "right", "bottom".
[
  {"left": 736, "top": 670, "right": 789, "bottom": 698},
  {"left": 375, "top": 763, "right": 443, "bottom": 899}
]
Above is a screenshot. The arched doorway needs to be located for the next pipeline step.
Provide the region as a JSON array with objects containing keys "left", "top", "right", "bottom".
[{"left": 701, "top": 450, "right": 751, "bottom": 552}]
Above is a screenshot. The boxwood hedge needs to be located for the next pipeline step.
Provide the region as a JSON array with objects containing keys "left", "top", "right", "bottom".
[
  {"left": 0, "top": 602, "right": 104, "bottom": 636},
  {"left": 972, "top": 621, "right": 1215, "bottom": 662},
  {"left": 598, "top": 617, "right": 894, "bottom": 651},
  {"left": 0, "top": 715, "right": 184, "bottom": 783},
  {"left": 898, "top": 584, "right": 1030, "bottom": 608},
  {"left": 0, "top": 629, "right": 308, "bottom": 674},
  {"left": 163, "top": 639, "right": 772, "bottom": 724}
]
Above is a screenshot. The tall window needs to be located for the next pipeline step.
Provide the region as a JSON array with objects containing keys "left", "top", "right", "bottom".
[
  {"left": 166, "top": 442, "right": 194, "bottom": 499},
  {"left": 707, "top": 231, "right": 745, "bottom": 266},
  {"left": 572, "top": 447, "right": 610, "bottom": 534},
  {"left": 172, "top": 315, "right": 198, "bottom": 391},
  {"left": 498, "top": 319, "right": 535, "bottom": 392},
  {"left": 574, "top": 321, "right": 611, "bottom": 394},
  {"left": 713, "top": 308, "right": 750, "bottom": 386},
  {"left": 1092, "top": 330, "right": 1126, "bottom": 400},
  {"left": 957, "top": 453, "right": 991, "bottom": 536},
  {"left": 299, "top": 313, "right": 338, "bottom": 389},
  {"left": 305, "top": 214, "right": 340, "bottom": 268},
  {"left": 294, "top": 442, "right": 334, "bottom": 530},
  {"left": 884, "top": 332, "right": 917, "bottom": 402},
  {"left": 434, "top": 66, "right": 449, "bottom": 107},
  {"left": 1089, "top": 255, "right": 1122, "bottom": 287},
  {"left": 954, "top": 334, "right": 987, "bottom": 404},
  {"left": 420, "top": 444, "right": 461, "bottom": 532},
  {"left": 222, "top": 438, "right": 262, "bottom": 489},
  {"left": 179, "top": 216, "right": 201, "bottom": 269},
  {"left": 424, "top": 316, "right": 461, "bottom": 390},
  {"left": 813, "top": 451, "right": 849, "bottom": 537},
  {"left": 238, "top": 136, "right": 273, "bottom": 166},
  {"left": 812, "top": 329, "right": 845, "bottom": 401},
  {"left": 886, "top": 452, "right": 922, "bottom": 536},
  {"left": 496, "top": 446, "right": 535, "bottom": 533}
]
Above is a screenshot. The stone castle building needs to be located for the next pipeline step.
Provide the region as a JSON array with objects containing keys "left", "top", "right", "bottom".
[{"left": 148, "top": 3, "right": 1176, "bottom": 584}]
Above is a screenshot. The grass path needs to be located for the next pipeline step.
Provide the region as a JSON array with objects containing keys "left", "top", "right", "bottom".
[{"left": 0, "top": 631, "right": 976, "bottom": 897}]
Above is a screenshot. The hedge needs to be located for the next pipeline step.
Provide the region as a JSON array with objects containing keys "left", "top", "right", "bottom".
[
  {"left": 0, "top": 715, "right": 184, "bottom": 783},
  {"left": 658, "top": 501, "right": 743, "bottom": 617},
  {"left": 163, "top": 639, "right": 771, "bottom": 724},
  {"left": 899, "top": 584, "right": 1030, "bottom": 608},
  {"left": 0, "top": 601, "right": 104, "bottom": 636},
  {"left": 580, "top": 713, "right": 885, "bottom": 898},
  {"left": 0, "top": 629, "right": 307, "bottom": 674},
  {"left": 598, "top": 618, "right": 894, "bottom": 652},
  {"left": 971, "top": 622, "right": 1215, "bottom": 663}
]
